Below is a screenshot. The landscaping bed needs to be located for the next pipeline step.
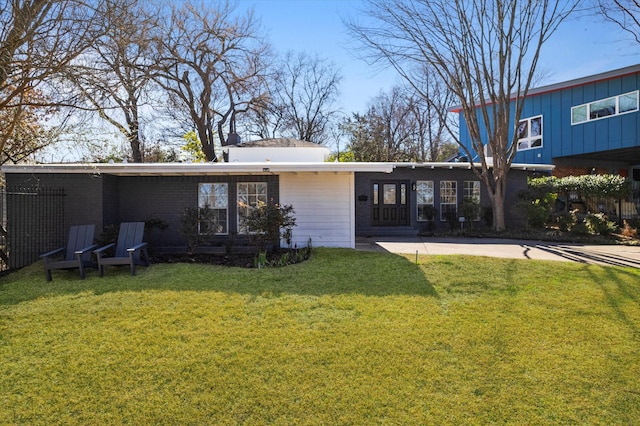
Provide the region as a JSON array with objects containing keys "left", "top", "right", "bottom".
[{"left": 149, "top": 246, "right": 311, "bottom": 268}]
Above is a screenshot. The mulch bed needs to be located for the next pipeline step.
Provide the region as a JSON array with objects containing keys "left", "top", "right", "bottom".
[
  {"left": 149, "top": 247, "right": 310, "bottom": 268},
  {"left": 150, "top": 252, "right": 257, "bottom": 268}
]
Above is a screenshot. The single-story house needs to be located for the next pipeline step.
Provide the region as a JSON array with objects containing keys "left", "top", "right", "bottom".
[{"left": 0, "top": 138, "right": 553, "bottom": 269}]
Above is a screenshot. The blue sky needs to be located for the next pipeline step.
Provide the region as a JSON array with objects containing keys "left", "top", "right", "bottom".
[{"left": 238, "top": 0, "right": 640, "bottom": 114}]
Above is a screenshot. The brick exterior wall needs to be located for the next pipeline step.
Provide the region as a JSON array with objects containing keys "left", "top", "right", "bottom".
[
  {"left": 355, "top": 167, "right": 528, "bottom": 235},
  {"left": 5, "top": 172, "right": 105, "bottom": 232},
  {"left": 116, "top": 175, "right": 279, "bottom": 247},
  {"left": 553, "top": 166, "right": 610, "bottom": 178},
  {"left": 4, "top": 172, "right": 279, "bottom": 255}
]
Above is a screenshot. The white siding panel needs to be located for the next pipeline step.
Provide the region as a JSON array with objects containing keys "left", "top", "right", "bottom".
[{"left": 279, "top": 173, "right": 355, "bottom": 248}]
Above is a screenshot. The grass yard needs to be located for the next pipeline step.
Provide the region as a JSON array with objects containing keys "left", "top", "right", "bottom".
[{"left": 1, "top": 248, "right": 639, "bottom": 425}]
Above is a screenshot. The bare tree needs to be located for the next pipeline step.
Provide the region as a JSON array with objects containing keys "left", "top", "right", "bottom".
[
  {"left": 150, "top": 1, "right": 271, "bottom": 162},
  {"left": 63, "top": 0, "right": 159, "bottom": 163},
  {"left": 596, "top": 0, "right": 640, "bottom": 43},
  {"left": 341, "top": 84, "right": 455, "bottom": 162},
  {"left": 246, "top": 51, "right": 342, "bottom": 143},
  {"left": 0, "top": 0, "right": 102, "bottom": 163},
  {"left": 348, "top": 0, "right": 577, "bottom": 230}
]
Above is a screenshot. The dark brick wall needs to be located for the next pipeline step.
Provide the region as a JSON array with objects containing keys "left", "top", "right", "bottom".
[
  {"left": 355, "top": 167, "right": 528, "bottom": 234},
  {"left": 115, "top": 175, "right": 279, "bottom": 247},
  {"left": 4, "top": 172, "right": 280, "bottom": 252},
  {"left": 5, "top": 172, "right": 105, "bottom": 231}
]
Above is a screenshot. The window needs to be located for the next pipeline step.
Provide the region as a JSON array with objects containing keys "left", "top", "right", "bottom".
[
  {"left": 463, "top": 181, "right": 481, "bottom": 220},
  {"left": 571, "top": 91, "right": 639, "bottom": 125},
  {"left": 416, "top": 181, "right": 435, "bottom": 221},
  {"left": 373, "top": 183, "right": 379, "bottom": 205},
  {"left": 440, "top": 181, "right": 457, "bottom": 221},
  {"left": 383, "top": 184, "right": 396, "bottom": 204},
  {"left": 237, "top": 182, "right": 268, "bottom": 234},
  {"left": 516, "top": 115, "right": 543, "bottom": 151},
  {"left": 198, "top": 183, "right": 228, "bottom": 234}
]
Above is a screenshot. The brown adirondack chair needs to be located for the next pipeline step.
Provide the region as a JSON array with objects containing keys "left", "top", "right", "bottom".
[
  {"left": 94, "top": 222, "right": 149, "bottom": 276},
  {"left": 41, "top": 224, "right": 97, "bottom": 281}
]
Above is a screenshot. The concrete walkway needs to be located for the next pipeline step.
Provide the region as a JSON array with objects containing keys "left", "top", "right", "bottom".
[{"left": 356, "top": 236, "right": 640, "bottom": 268}]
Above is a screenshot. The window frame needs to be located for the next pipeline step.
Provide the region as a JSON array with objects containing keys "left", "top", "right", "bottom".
[
  {"left": 516, "top": 115, "right": 543, "bottom": 151},
  {"left": 571, "top": 90, "right": 639, "bottom": 125},
  {"left": 463, "top": 181, "right": 481, "bottom": 221},
  {"left": 237, "top": 182, "right": 268, "bottom": 234},
  {"left": 416, "top": 180, "right": 435, "bottom": 222},
  {"left": 198, "top": 183, "right": 228, "bottom": 235},
  {"left": 439, "top": 180, "right": 458, "bottom": 222}
]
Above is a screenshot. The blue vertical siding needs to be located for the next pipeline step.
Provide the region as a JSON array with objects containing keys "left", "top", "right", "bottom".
[{"left": 456, "top": 69, "right": 640, "bottom": 164}]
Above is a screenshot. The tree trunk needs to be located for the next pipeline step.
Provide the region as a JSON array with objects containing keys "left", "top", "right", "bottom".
[{"left": 489, "top": 179, "right": 507, "bottom": 231}]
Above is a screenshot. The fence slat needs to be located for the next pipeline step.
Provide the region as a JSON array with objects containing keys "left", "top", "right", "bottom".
[{"left": 0, "top": 186, "right": 65, "bottom": 270}]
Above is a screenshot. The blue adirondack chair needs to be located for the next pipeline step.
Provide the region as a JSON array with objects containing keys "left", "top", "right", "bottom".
[
  {"left": 41, "top": 224, "right": 97, "bottom": 281},
  {"left": 94, "top": 222, "right": 149, "bottom": 276}
]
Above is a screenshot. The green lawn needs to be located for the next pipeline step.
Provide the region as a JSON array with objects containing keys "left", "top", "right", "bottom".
[{"left": 1, "top": 248, "right": 639, "bottom": 425}]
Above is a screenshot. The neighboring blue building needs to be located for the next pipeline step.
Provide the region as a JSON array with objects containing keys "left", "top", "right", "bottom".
[
  {"left": 456, "top": 64, "right": 640, "bottom": 179},
  {"left": 455, "top": 64, "right": 640, "bottom": 217}
]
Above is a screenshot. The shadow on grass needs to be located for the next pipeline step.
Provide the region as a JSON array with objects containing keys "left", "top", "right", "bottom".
[
  {"left": 0, "top": 248, "right": 439, "bottom": 306},
  {"left": 589, "top": 266, "right": 640, "bottom": 339}
]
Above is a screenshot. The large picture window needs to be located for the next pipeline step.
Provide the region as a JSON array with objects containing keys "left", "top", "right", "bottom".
[
  {"left": 237, "top": 182, "right": 268, "bottom": 234},
  {"left": 516, "top": 115, "right": 542, "bottom": 151},
  {"left": 198, "top": 183, "right": 228, "bottom": 234},
  {"left": 416, "top": 180, "right": 435, "bottom": 221},
  {"left": 440, "top": 181, "right": 457, "bottom": 221},
  {"left": 571, "top": 91, "right": 639, "bottom": 125}
]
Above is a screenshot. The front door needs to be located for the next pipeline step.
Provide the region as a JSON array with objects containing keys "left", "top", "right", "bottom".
[{"left": 371, "top": 181, "right": 409, "bottom": 226}]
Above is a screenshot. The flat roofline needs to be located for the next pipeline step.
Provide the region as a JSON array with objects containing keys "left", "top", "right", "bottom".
[{"left": 1, "top": 161, "right": 554, "bottom": 176}]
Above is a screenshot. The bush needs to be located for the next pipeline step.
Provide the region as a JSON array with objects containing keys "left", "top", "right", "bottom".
[
  {"left": 556, "top": 210, "right": 577, "bottom": 232},
  {"left": 570, "top": 222, "right": 591, "bottom": 236},
  {"left": 460, "top": 197, "right": 480, "bottom": 227},
  {"left": 527, "top": 202, "right": 549, "bottom": 229},
  {"left": 244, "top": 202, "right": 297, "bottom": 252},
  {"left": 622, "top": 220, "right": 638, "bottom": 238},
  {"left": 179, "top": 206, "right": 217, "bottom": 253},
  {"left": 585, "top": 213, "right": 618, "bottom": 236},
  {"left": 621, "top": 220, "right": 638, "bottom": 238},
  {"left": 444, "top": 211, "right": 458, "bottom": 230}
]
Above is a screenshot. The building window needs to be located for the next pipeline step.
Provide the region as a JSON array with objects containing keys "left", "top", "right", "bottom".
[
  {"left": 383, "top": 184, "right": 396, "bottom": 204},
  {"left": 516, "top": 115, "right": 542, "bottom": 151},
  {"left": 571, "top": 90, "right": 639, "bottom": 125},
  {"left": 463, "top": 181, "right": 481, "bottom": 220},
  {"left": 416, "top": 181, "right": 435, "bottom": 221},
  {"left": 237, "top": 182, "right": 268, "bottom": 234},
  {"left": 373, "top": 183, "right": 379, "bottom": 205},
  {"left": 440, "top": 181, "right": 457, "bottom": 221},
  {"left": 198, "top": 183, "right": 228, "bottom": 234}
]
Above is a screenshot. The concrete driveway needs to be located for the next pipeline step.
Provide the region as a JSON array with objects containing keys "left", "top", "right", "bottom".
[{"left": 356, "top": 236, "right": 640, "bottom": 268}]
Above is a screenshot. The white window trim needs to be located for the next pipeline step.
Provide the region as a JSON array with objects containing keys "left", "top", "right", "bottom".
[
  {"left": 463, "top": 181, "right": 481, "bottom": 221},
  {"left": 571, "top": 90, "right": 639, "bottom": 125},
  {"left": 237, "top": 182, "right": 268, "bottom": 235},
  {"left": 416, "top": 180, "right": 435, "bottom": 222},
  {"left": 198, "top": 183, "right": 229, "bottom": 235},
  {"left": 440, "top": 181, "right": 457, "bottom": 222},
  {"left": 516, "top": 115, "right": 543, "bottom": 151}
]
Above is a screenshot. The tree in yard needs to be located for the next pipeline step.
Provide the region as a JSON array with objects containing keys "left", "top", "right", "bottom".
[
  {"left": 63, "top": 0, "right": 159, "bottom": 163},
  {"left": 341, "top": 85, "right": 456, "bottom": 162},
  {"left": 0, "top": 0, "right": 102, "bottom": 162},
  {"left": 244, "top": 51, "right": 342, "bottom": 143},
  {"left": 349, "top": 0, "right": 578, "bottom": 230},
  {"left": 150, "top": 1, "right": 271, "bottom": 162}
]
